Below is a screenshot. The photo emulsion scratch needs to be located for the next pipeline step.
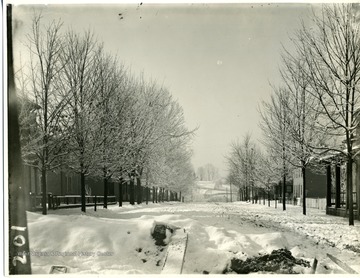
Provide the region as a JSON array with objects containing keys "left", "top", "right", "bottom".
[{"left": 5, "top": 1, "right": 360, "bottom": 275}]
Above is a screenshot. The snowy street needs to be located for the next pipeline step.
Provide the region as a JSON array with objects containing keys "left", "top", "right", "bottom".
[
  {"left": 27, "top": 201, "right": 360, "bottom": 274},
  {"left": 9, "top": 3, "right": 360, "bottom": 276}
]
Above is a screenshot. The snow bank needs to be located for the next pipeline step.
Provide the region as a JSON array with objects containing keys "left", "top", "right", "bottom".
[
  {"left": 26, "top": 201, "right": 360, "bottom": 274},
  {"left": 27, "top": 211, "right": 166, "bottom": 274}
]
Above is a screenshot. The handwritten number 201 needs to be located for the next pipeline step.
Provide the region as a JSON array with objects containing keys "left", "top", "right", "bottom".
[
  {"left": 11, "top": 226, "right": 27, "bottom": 266},
  {"left": 12, "top": 254, "right": 27, "bottom": 266}
]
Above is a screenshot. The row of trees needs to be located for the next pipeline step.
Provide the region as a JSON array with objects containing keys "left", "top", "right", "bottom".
[
  {"left": 16, "top": 14, "right": 196, "bottom": 215},
  {"left": 196, "top": 163, "right": 220, "bottom": 181},
  {"left": 226, "top": 134, "right": 277, "bottom": 205},
  {"left": 227, "top": 4, "right": 360, "bottom": 225}
]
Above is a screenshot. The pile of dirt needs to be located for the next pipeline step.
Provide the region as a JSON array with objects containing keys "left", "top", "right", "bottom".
[
  {"left": 227, "top": 248, "right": 310, "bottom": 274},
  {"left": 151, "top": 224, "right": 175, "bottom": 246}
]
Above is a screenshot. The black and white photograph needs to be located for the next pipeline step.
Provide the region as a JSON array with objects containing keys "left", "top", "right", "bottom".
[{"left": 5, "top": 0, "right": 360, "bottom": 275}]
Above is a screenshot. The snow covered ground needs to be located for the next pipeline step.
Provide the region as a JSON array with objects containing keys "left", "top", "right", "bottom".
[{"left": 26, "top": 201, "right": 360, "bottom": 274}]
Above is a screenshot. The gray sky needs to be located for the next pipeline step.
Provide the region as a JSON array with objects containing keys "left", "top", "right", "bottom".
[{"left": 12, "top": 3, "right": 317, "bottom": 177}]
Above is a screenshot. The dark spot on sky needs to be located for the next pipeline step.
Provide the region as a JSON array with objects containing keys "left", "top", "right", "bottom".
[{"left": 140, "top": 2, "right": 143, "bottom": 5}]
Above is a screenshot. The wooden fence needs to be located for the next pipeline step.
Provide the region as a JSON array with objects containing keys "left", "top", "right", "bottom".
[
  {"left": 30, "top": 194, "right": 117, "bottom": 211},
  {"left": 29, "top": 185, "right": 184, "bottom": 211}
]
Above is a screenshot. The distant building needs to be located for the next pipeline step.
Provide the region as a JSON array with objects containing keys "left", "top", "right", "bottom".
[
  {"left": 274, "top": 179, "right": 293, "bottom": 200},
  {"left": 322, "top": 110, "right": 360, "bottom": 220},
  {"left": 292, "top": 165, "right": 327, "bottom": 200}
]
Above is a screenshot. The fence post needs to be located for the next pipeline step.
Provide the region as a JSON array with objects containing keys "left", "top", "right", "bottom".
[{"left": 94, "top": 196, "right": 97, "bottom": 211}]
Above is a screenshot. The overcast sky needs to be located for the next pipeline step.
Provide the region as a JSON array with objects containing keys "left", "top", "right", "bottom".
[{"left": 12, "top": 3, "right": 318, "bottom": 177}]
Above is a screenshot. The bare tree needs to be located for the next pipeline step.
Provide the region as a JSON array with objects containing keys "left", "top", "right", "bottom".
[
  {"left": 204, "top": 163, "right": 219, "bottom": 181},
  {"left": 197, "top": 166, "right": 205, "bottom": 181},
  {"left": 90, "top": 51, "right": 128, "bottom": 208},
  {"left": 59, "top": 30, "right": 102, "bottom": 212},
  {"left": 125, "top": 77, "right": 195, "bottom": 204},
  {"left": 278, "top": 56, "right": 327, "bottom": 215},
  {"left": 19, "top": 14, "right": 67, "bottom": 215},
  {"left": 259, "top": 88, "right": 292, "bottom": 210},
  {"left": 147, "top": 137, "right": 195, "bottom": 199},
  {"left": 293, "top": 4, "right": 360, "bottom": 225},
  {"left": 226, "top": 134, "right": 258, "bottom": 202},
  {"left": 253, "top": 150, "right": 281, "bottom": 206}
]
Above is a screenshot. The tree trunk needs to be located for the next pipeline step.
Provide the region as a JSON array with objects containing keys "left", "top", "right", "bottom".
[
  {"left": 119, "top": 179, "right": 123, "bottom": 207},
  {"left": 263, "top": 192, "right": 265, "bottom": 205},
  {"left": 356, "top": 162, "right": 360, "bottom": 220},
  {"left": 347, "top": 156, "right": 354, "bottom": 226},
  {"left": 146, "top": 187, "right": 149, "bottom": 205},
  {"left": 302, "top": 165, "right": 306, "bottom": 215},
  {"left": 136, "top": 177, "right": 142, "bottom": 204},
  {"left": 282, "top": 174, "right": 286, "bottom": 211},
  {"left": 252, "top": 185, "right": 254, "bottom": 204},
  {"left": 103, "top": 176, "right": 108, "bottom": 209},
  {"left": 41, "top": 167, "right": 47, "bottom": 215},
  {"left": 129, "top": 178, "right": 135, "bottom": 205},
  {"left": 80, "top": 170, "right": 86, "bottom": 212}
]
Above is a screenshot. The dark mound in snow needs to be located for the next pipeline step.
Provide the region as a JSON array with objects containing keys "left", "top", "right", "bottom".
[
  {"left": 227, "top": 248, "right": 310, "bottom": 274},
  {"left": 151, "top": 224, "right": 175, "bottom": 246}
]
